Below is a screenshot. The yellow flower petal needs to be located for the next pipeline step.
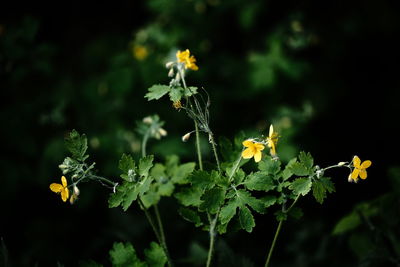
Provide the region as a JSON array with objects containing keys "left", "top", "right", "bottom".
[
  {"left": 351, "top": 168, "right": 360, "bottom": 179},
  {"left": 50, "top": 183, "right": 63, "bottom": 193},
  {"left": 254, "top": 151, "right": 262, "bottom": 162},
  {"left": 254, "top": 143, "right": 265, "bottom": 151},
  {"left": 269, "top": 124, "right": 274, "bottom": 138},
  {"left": 361, "top": 160, "right": 372, "bottom": 169},
  {"left": 242, "top": 147, "right": 255, "bottom": 159},
  {"left": 359, "top": 169, "right": 368, "bottom": 179},
  {"left": 242, "top": 140, "right": 254, "bottom": 147},
  {"left": 61, "top": 176, "right": 68, "bottom": 187},
  {"left": 353, "top": 156, "right": 361, "bottom": 168},
  {"left": 61, "top": 188, "right": 69, "bottom": 202}
]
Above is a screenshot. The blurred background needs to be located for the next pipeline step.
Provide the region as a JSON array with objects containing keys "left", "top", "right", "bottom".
[{"left": 1, "top": 0, "right": 400, "bottom": 266}]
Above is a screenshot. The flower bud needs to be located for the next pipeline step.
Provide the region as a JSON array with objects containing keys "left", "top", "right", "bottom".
[
  {"left": 168, "top": 68, "right": 175, "bottom": 77},
  {"left": 143, "top": 116, "right": 153, "bottom": 124},
  {"left": 58, "top": 164, "right": 68, "bottom": 170},
  {"left": 338, "top": 162, "right": 347, "bottom": 166},
  {"left": 158, "top": 128, "right": 167, "bottom": 137},
  {"left": 182, "top": 132, "right": 191, "bottom": 142},
  {"left": 165, "top": 61, "right": 174, "bottom": 69},
  {"left": 73, "top": 185, "right": 80, "bottom": 196}
]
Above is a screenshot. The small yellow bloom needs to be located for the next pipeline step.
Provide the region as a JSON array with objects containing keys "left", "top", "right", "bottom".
[
  {"left": 350, "top": 156, "right": 372, "bottom": 181},
  {"left": 242, "top": 140, "right": 265, "bottom": 162},
  {"left": 50, "top": 176, "right": 70, "bottom": 202},
  {"left": 133, "top": 44, "right": 148, "bottom": 61},
  {"left": 176, "top": 49, "right": 199, "bottom": 71},
  {"left": 266, "top": 125, "right": 279, "bottom": 156}
]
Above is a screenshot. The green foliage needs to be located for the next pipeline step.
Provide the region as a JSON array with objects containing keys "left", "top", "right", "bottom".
[
  {"left": 332, "top": 212, "right": 361, "bottom": 235},
  {"left": 244, "top": 172, "right": 275, "bottom": 191},
  {"left": 110, "top": 242, "right": 145, "bottom": 267},
  {"left": 64, "top": 129, "right": 89, "bottom": 162},
  {"left": 145, "top": 84, "right": 198, "bottom": 103},
  {"left": 289, "top": 178, "right": 312, "bottom": 196},
  {"left": 109, "top": 154, "right": 154, "bottom": 211},
  {"left": 312, "top": 177, "right": 335, "bottom": 204},
  {"left": 287, "top": 151, "right": 314, "bottom": 176},
  {"left": 145, "top": 84, "right": 170, "bottom": 101},
  {"left": 109, "top": 242, "right": 166, "bottom": 267}
]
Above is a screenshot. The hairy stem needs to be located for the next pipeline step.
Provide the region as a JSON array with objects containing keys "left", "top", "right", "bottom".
[
  {"left": 206, "top": 211, "right": 219, "bottom": 267},
  {"left": 154, "top": 204, "right": 173, "bottom": 267},
  {"left": 209, "top": 134, "right": 221, "bottom": 174},
  {"left": 264, "top": 219, "right": 283, "bottom": 267},
  {"left": 195, "top": 121, "right": 204, "bottom": 171}
]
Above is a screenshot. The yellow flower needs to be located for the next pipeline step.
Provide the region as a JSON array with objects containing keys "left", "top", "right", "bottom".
[
  {"left": 133, "top": 44, "right": 148, "bottom": 60},
  {"left": 266, "top": 124, "right": 279, "bottom": 156},
  {"left": 242, "top": 140, "right": 265, "bottom": 162},
  {"left": 350, "top": 156, "right": 372, "bottom": 181},
  {"left": 50, "top": 176, "right": 70, "bottom": 202},
  {"left": 176, "top": 49, "right": 199, "bottom": 71}
]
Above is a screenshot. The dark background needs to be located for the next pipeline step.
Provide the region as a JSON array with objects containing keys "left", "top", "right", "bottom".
[{"left": 1, "top": 1, "right": 400, "bottom": 266}]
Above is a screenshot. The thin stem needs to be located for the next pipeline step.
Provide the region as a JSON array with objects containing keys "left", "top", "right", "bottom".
[
  {"left": 206, "top": 211, "right": 219, "bottom": 267},
  {"left": 138, "top": 198, "right": 162, "bottom": 244},
  {"left": 209, "top": 134, "right": 221, "bottom": 174},
  {"left": 228, "top": 153, "right": 242, "bottom": 181},
  {"left": 154, "top": 204, "right": 173, "bottom": 267},
  {"left": 142, "top": 130, "right": 150, "bottom": 158},
  {"left": 264, "top": 219, "right": 283, "bottom": 267},
  {"left": 195, "top": 121, "right": 204, "bottom": 171}
]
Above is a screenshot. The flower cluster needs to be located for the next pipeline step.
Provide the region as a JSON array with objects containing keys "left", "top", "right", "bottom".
[{"left": 241, "top": 124, "right": 279, "bottom": 162}]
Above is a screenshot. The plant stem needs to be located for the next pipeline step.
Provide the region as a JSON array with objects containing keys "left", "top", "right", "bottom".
[
  {"left": 195, "top": 121, "right": 203, "bottom": 171},
  {"left": 138, "top": 198, "right": 162, "bottom": 243},
  {"left": 154, "top": 204, "right": 173, "bottom": 267},
  {"left": 209, "top": 133, "right": 221, "bottom": 174},
  {"left": 264, "top": 219, "right": 283, "bottom": 267},
  {"left": 206, "top": 211, "right": 219, "bottom": 267},
  {"left": 142, "top": 130, "right": 150, "bottom": 158}
]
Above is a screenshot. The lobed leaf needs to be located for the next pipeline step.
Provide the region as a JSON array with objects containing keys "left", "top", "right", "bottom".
[
  {"left": 244, "top": 172, "right": 275, "bottom": 192},
  {"left": 145, "top": 84, "right": 170, "bottom": 101},
  {"left": 289, "top": 178, "right": 312, "bottom": 196},
  {"left": 144, "top": 242, "right": 167, "bottom": 267},
  {"left": 239, "top": 206, "right": 255, "bottom": 232},
  {"left": 65, "top": 129, "right": 88, "bottom": 162}
]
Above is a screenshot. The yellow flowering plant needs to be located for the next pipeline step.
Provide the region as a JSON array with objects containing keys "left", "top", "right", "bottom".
[{"left": 49, "top": 50, "right": 372, "bottom": 267}]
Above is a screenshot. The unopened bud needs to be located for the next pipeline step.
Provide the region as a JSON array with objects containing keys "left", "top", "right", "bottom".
[
  {"left": 168, "top": 68, "right": 175, "bottom": 77},
  {"left": 182, "top": 132, "right": 191, "bottom": 142},
  {"left": 338, "top": 162, "right": 347, "bottom": 166},
  {"left": 165, "top": 61, "right": 174, "bottom": 69},
  {"left": 58, "top": 164, "right": 68, "bottom": 170},
  {"left": 73, "top": 185, "right": 80, "bottom": 196},
  {"left": 143, "top": 116, "right": 153, "bottom": 124},
  {"left": 72, "top": 174, "right": 79, "bottom": 179},
  {"left": 348, "top": 173, "right": 357, "bottom": 183},
  {"left": 158, "top": 128, "right": 167, "bottom": 137}
]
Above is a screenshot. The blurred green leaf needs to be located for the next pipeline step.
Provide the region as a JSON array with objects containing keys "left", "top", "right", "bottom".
[
  {"left": 144, "top": 242, "right": 167, "bottom": 267},
  {"left": 145, "top": 84, "right": 170, "bottom": 101},
  {"left": 65, "top": 130, "right": 88, "bottom": 162},
  {"left": 332, "top": 212, "right": 361, "bottom": 235},
  {"left": 109, "top": 242, "right": 145, "bottom": 267}
]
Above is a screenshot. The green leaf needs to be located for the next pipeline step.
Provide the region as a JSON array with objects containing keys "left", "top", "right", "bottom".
[
  {"left": 184, "top": 86, "right": 198, "bottom": 97},
  {"left": 169, "top": 87, "right": 183, "bottom": 102},
  {"left": 145, "top": 84, "right": 170, "bottom": 101},
  {"left": 288, "top": 162, "right": 309, "bottom": 176},
  {"left": 172, "top": 162, "right": 196, "bottom": 184},
  {"left": 199, "top": 187, "right": 226, "bottom": 214},
  {"left": 332, "top": 212, "right": 361, "bottom": 235},
  {"left": 282, "top": 158, "right": 296, "bottom": 180},
  {"left": 65, "top": 129, "right": 88, "bottom": 162},
  {"left": 258, "top": 157, "right": 281, "bottom": 175},
  {"left": 175, "top": 187, "right": 203, "bottom": 207},
  {"left": 109, "top": 242, "right": 145, "bottom": 267},
  {"left": 178, "top": 207, "right": 203, "bottom": 227},
  {"left": 144, "top": 242, "right": 167, "bottom": 267},
  {"left": 275, "top": 210, "right": 287, "bottom": 221},
  {"left": 219, "top": 197, "right": 240, "bottom": 225},
  {"left": 119, "top": 154, "right": 136, "bottom": 181},
  {"left": 299, "top": 151, "right": 314, "bottom": 169},
  {"left": 141, "top": 189, "right": 160, "bottom": 208},
  {"left": 139, "top": 155, "right": 154, "bottom": 177},
  {"left": 232, "top": 168, "right": 246, "bottom": 185},
  {"left": 190, "top": 170, "right": 216, "bottom": 190},
  {"left": 312, "top": 177, "right": 335, "bottom": 204},
  {"left": 236, "top": 190, "right": 265, "bottom": 214},
  {"left": 261, "top": 195, "right": 277, "bottom": 208},
  {"left": 289, "top": 178, "right": 312, "bottom": 196},
  {"left": 239, "top": 206, "right": 255, "bottom": 232},
  {"left": 244, "top": 172, "right": 275, "bottom": 191}
]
